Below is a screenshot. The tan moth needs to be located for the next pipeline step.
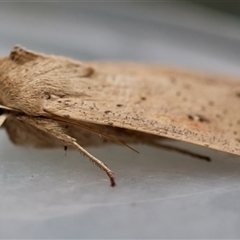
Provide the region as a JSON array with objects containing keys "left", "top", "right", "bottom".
[{"left": 0, "top": 45, "right": 239, "bottom": 187}]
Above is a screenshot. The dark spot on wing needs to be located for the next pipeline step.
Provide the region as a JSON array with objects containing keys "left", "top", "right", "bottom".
[
  {"left": 169, "top": 76, "right": 176, "bottom": 84},
  {"left": 222, "top": 109, "right": 228, "bottom": 114},
  {"left": 188, "top": 114, "right": 210, "bottom": 123},
  {"left": 141, "top": 96, "right": 146, "bottom": 101},
  {"left": 176, "top": 91, "right": 181, "bottom": 97},
  {"left": 104, "top": 110, "right": 111, "bottom": 114},
  {"left": 208, "top": 101, "right": 214, "bottom": 106},
  {"left": 116, "top": 104, "right": 123, "bottom": 107},
  {"left": 236, "top": 92, "right": 240, "bottom": 98},
  {"left": 183, "top": 83, "right": 191, "bottom": 89}
]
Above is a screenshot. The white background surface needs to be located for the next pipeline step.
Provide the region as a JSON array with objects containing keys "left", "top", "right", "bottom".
[{"left": 1, "top": 2, "right": 240, "bottom": 238}]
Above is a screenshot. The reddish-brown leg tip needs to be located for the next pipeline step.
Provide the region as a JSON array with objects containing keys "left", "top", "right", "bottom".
[{"left": 110, "top": 178, "right": 116, "bottom": 187}]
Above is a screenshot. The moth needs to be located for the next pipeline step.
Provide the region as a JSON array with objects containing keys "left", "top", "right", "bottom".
[{"left": 0, "top": 46, "right": 239, "bottom": 187}]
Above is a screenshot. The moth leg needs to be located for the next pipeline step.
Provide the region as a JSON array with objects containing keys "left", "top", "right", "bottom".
[
  {"left": 18, "top": 115, "right": 116, "bottom": 187},
  {"left": 0, "top": 113, "right": 9, "bottom": 127},
  {"left": 150, "top": 141, "right": 211, "bottom": 162}
]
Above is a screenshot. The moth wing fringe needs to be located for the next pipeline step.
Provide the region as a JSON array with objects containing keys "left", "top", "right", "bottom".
[{"left": 151, "top": 141, "right": 211, "bottom": 162}]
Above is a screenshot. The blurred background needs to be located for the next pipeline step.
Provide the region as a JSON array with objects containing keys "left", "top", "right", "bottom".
[{"left": 1, "top": 2, "right": 240, "bottom": 238}]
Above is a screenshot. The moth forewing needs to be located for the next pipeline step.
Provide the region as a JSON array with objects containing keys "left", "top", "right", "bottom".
[
  {"left": 43, "top": 71, "right": 240, "bottom": 156},
  {"left": 0, "top": 45, "right": 240, "bottom": 186}
]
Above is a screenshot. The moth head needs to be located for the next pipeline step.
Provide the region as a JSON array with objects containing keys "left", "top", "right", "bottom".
[
  {"left": 0, "top": 45, "right": 41, "bottom": 114},
  {"left": 0, "top": 45, "right": 95, "bottom": 115}
]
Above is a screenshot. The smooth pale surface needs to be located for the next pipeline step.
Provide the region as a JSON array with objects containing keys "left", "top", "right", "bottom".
[{"left": 1, "top": 2, "right": 240, "bottom": 238}]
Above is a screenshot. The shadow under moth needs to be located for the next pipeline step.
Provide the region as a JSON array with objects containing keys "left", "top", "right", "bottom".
[{"left": 0, "top": 46, "right": 239, "bottom": 187}]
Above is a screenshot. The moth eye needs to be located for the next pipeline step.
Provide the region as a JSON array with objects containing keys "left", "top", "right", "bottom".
[{"left": 188, "top": 114, "right": 210, "bottom": 123}]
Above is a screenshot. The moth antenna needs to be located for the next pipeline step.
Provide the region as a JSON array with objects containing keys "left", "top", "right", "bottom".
[
  {"left": 72, "top": 122, "right": 139, "bottom": 153},
  {"left": 50, "top": 115, "right": 139, "bottom": 153},
  {"left": 0, "top": 104, "right": 19, "bottom": 112},
  {"left": 151, "top": 141, "right": 211, "bottom": 162},
  {"left": 72, "top": 141, "right": 116, "bottom": 187}
]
